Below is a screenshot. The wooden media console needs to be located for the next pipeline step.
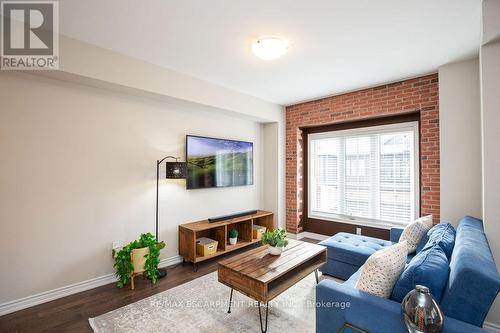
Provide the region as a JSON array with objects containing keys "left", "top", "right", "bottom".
[{"left": 178, "top": 210, "right": 275, "bottom": 269}]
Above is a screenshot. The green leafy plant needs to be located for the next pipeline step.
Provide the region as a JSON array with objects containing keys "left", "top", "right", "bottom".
[
  {"left": 261, "top": 228, "right": 289, "bottom": 248},
  {"left": 114, "top": 233, "right": 166, "bottom": 288},
  {"left": 229, "top": 228, "right": 239, "bottom": 238}
]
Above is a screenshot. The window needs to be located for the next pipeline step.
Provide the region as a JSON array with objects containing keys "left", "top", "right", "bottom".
[{"left": 308, "top": 122, "right": 419, "bottom": 227}]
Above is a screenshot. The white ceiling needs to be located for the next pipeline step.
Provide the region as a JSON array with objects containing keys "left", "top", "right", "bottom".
[{"left": 59, "top": 0, "right": 481, "bottom": 106}]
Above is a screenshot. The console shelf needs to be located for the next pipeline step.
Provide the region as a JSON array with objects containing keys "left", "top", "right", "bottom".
[{"left": 179, "top": 210, "right": 275, "bottom": 265}]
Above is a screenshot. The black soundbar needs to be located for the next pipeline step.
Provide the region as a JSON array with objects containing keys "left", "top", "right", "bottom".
[{"left": 208, "top": 210, "right": 258, "bottom": 223}]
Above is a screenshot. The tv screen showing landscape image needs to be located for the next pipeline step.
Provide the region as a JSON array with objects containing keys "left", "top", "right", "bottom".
[{"left": 186, "top": 135, "right": 254, "bottom": 189}]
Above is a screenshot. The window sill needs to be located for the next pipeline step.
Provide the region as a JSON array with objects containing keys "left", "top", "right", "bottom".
[{"left": 309, "top": 213, "right": 407, "bottom": 230}]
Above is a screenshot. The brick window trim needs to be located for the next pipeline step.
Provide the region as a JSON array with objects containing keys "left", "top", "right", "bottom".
[{"left": 285, "top": 74, "right": 439, "bottom": 234}]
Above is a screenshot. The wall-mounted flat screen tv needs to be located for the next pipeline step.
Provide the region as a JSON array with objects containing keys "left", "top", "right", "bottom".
[{"left": 186, "top": 135, "right": 253, "bottom": 190}]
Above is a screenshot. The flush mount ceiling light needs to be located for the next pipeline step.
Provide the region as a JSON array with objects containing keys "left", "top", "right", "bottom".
[{"left": 252, "top": 36, "right": 289, "bottom": 60}]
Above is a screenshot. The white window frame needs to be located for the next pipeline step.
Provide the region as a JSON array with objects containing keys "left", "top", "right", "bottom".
[{"left": 307, "top": 121, "right": 420, "bottom": 229}]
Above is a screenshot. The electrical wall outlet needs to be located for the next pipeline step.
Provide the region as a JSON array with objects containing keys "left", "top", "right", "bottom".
[
  {"left": 111, "top": 241, "right": 122, "bottom": 259},
  {"left": 356, "top": 227, "right": 362, "bottom": 235}
]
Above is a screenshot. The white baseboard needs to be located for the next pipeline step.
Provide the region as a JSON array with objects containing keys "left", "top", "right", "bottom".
[
  {"left": 485, "top": 321, "right": 500, "bottom": 333},
  {"left": 0, "top": 254, "right": 183, "bottom": 317},
  {"left": 288, "top": 231, "right": 329, "bottom": 241},
  {"left": 159, "top": 255, "right": 183, "bottom": 268},
  {"left": 0, "top": 273, "right": 117, "bottom": 316}
]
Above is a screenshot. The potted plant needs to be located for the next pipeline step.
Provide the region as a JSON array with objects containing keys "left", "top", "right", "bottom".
[
  {"left": 261, "top": 228, "right": 289, "bottom": 255},
  {"left": 229, "top": 228, "right": 239, "bottom": 245},
  {"left": 114, "top": 233, "right": 165, "bottom": 288}
]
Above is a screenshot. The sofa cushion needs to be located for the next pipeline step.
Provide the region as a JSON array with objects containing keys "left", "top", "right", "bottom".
[
  {"left": 399, "top": 215, "right": 433, "bottom": 253},
  {"left": 420, "top": 223, "right": 456, "bottom": 260},
  {"left": 415, "top": 232, "right": 430, "bottom": 254},
  {"left": 319, "top": 233, "right": 393, "bottom": 267},
  {"left": 355, "top": 241, "right": 408, "bottom": 298},
  {"left": 319, "top": 259, "right": 360, "bottom": 281},
  {"left": 343, "top": 266, "right": 362, "bottom": 289},
  {"left": 391, "top": 243, "right": 449, "bottom": 303}
]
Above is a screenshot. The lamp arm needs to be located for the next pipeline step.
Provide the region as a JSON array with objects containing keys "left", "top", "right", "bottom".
[
  {"left": 157, "top": 155, "right": 179, "bottom": 165},
  {"left": 158, "top": 156, "right": 206, "bottom": 169}
]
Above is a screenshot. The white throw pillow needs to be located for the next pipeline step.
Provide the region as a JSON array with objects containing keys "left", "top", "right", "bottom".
[
  {"left": 355, "top": 241, "right": 408, "bottom": 298},
  {"left": 399, "top": 215, "right": 433, "bottom": 253}
]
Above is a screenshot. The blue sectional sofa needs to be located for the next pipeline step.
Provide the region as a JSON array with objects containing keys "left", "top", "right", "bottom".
[{"left": 316, "top": 216, "right": 500, "bottom": 333}]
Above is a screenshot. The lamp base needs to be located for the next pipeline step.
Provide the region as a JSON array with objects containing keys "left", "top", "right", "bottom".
[
  {"left": 147, "top": 268, "right": 167, "bottom": 280},
  {"left": 157, "top": 268, "right": 167, "bottom": 279}
]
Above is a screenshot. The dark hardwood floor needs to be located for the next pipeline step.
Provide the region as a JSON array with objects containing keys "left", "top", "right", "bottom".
[{"left": 0, "top": 239, "right": 318, "bottom": 333}]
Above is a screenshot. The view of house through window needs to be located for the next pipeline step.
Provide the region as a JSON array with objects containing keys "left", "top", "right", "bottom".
[{"left": 308, "top": 122, "right": 419, "bottom": 226}]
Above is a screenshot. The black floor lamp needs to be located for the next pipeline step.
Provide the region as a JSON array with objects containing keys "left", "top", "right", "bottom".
[{"left": 155, "top": 156, "right": 187, "bottom": 279}]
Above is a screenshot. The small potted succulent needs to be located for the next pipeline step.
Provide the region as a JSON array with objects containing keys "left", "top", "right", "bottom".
[
  {"left": 229, "top": 228, "right": 239, "bottom": 245},
  {"left": 262, "top": 228, "right": 289, "bottom": 255}
]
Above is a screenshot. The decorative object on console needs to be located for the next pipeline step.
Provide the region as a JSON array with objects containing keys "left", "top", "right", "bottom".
[
  {"left": 252, "top": 225, "right": 266, "bottom": 240},
  {"left": 208, "top": 210, "right": 258, "bottom": 223},
  {"left": 114, "top": 233, "right": 166, "bottom": 289},
  {"left": 155, "top": 155, "right": 187, "bottom": 279},
  {"left": 399, "top": 215, "right": 433, "bottom": 253},
  {"left": 196, "top": 237, "right": 218, "bottom": 256},
  {"left": 354, "top": 241, "right": 408, "bottom": 298},
  {"left": 402, "top": 285, "right": 444, "bottom": 333},
  {"left": 229, "top": 228, "right": 238, "bottom": 245},
  {"left": 261, "top": 228, "right": 289, "bottom": 256}
]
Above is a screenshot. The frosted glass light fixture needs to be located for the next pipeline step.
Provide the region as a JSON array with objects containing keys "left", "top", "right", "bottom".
[{"left": 252, "top": 36, "right": 289, "bottom": 60}]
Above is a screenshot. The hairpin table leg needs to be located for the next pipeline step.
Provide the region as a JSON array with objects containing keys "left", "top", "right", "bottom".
[
  {"left": 258, "top": 302, "right": 269, "bottom": 333},
  {"left": 227, "top": 288, "right": 234, "bottom": 314}
]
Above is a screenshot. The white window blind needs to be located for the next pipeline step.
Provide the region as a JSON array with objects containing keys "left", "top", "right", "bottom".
[{"left": 308, "top": 122, "right": 419, "bottom": 227}]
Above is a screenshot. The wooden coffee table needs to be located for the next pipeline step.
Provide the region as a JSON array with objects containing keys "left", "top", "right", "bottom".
[{"left": 218, "top": 239, "right": 327, "bottom": 332}]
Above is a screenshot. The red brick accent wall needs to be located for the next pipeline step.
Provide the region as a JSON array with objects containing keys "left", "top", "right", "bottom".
[{"left": 286, "top": 74, "right": 439, "bottom": 233}]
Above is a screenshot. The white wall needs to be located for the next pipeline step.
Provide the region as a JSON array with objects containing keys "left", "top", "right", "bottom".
[
  {"left": 262, "top": 121, "right": 286, "bottom": 229},
  {"left": 481, "top": 40, "right": 500, "bottom": 330},
  {"left": 481, "top": 0, "right": 500, "bottom": 328},
  {"left": 0, "top": 72, "right": 265, "bottom": 305},
  {"left": 438, "top": 58, "right": 482, "bottom": 225},
  {"left": 263, "top": 123, "right": 279, "bottom": 225},
  {"left": 482, "top": 0, "right": 500, "bottom": 45}
]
